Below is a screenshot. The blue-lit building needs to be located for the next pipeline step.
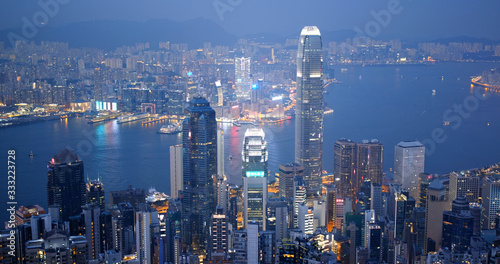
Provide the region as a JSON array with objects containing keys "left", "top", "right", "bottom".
[{"left": 181, "top": 97, "right": 217, "bottom": 254}]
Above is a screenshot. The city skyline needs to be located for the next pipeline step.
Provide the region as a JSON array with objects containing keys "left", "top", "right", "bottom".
[{"left": 0, "top": 1, "right": 500, "bottom": 260}]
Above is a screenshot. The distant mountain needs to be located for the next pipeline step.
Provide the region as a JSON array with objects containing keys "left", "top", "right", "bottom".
[
  {"left": 0, "top": 18, "right": 237, "bottom": 50},
  {"left": 241, "top": 29, "right": 358, "bottom": 47}
]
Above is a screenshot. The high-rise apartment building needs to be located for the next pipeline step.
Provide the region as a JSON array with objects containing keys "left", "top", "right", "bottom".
[{"left": 295, "top": 26, "right": 324, "bottom": 196}]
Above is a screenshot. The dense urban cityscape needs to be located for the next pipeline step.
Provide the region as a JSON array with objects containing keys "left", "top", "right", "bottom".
[{"left": 1, "top": 4, "right": 500, "bottom": 263}]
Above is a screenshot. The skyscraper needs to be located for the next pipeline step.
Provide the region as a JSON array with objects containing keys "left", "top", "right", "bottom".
[
  {"left": 217, "top": 129, "right": 224, "bottom": 178},
  {"left": 356, "top": 139, "right": 384, "bottom": 184},
  {"left": 481, "top": 176, "right": 500, "bottom": 230},
  {"left": 370, "top": 182, "right": 383, "bottom": 218},
  {"left": 424, "top": 179, "right": 450, "bottom": 253},
  {"left": 181, "top": 97, "right": 217, "bottom": 254},
  {"left": 295, "top": 26, "right": 324, "bottom": 196},
  {"left": 266, "top": 197, "right": 288, "bottom": 245},
  {"left": 234, "top": 57, "right": 251, "bottom": 99},
  {"left": 86, "top": 179, "right": 105, "bottom": 212},
  {"left": 169, "top": 144, "right": 183, "bottom": 199},
  {"left": 325, "top": 184, "right": 337, "bottom": 232},
  {"left": 334, "top": 139, "right": 384, "bottom": 199},
  {"left": 442, "top": 196, "right": 474, "bottom": 253},
  {"left": 82, "top": 204, "right": 101, "bottom": 260},
  {"left": 394, "top": 141, "right": 425, "bottom": 199},
  {"left": 278, "top": 163, "right": 303, "bottom": 200},
  {"left": 242, "top": 128, "right": 268, "bottom": 230},
  {"left": 94, "top": 67, "right": 103, "bottom": 101},
  {"left": 247, "top": 222, "right": 259, "bottom": 264},
  {"left": 210, "top": 206, "right": 228, "bottom": 260},
  {"left": 47, "top": 148, "right": 85, "bottom": 221},
  {"left": 448, "top": 171, "right": 480, "bottom": 203},
  {"left": 293, "top": 176, "right": 307, "bottom": 228},
  {"left": 334, "top": 139, "right": 357, "bottom": 198},
  {"left": 136, "top": 204, "right": 160, "bottom": 264},
  {"left": 297, "top": 204, "right": 314, "bottom": 235}
]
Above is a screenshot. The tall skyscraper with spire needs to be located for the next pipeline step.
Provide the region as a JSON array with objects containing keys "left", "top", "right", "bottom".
[
  {"left": 181, "top": 97, "right": 217, "bottom": 254},
  {"left": 295, "top": 26, "right": 324, "bottom": 196}
]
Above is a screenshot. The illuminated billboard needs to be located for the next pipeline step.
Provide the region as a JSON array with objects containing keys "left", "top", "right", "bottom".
[
  {"left": 246, "top": 171, "right": 265, "bottom": 177},
  {"left": 96, "top": 101, "right": 118, "bottom": 111}
]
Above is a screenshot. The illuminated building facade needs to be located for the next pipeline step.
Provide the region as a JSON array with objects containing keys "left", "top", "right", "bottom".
[
  {"left": 210, "top": 207, "right": 228, "bottom": 259},
  {"left": 293, "top": 176, "right": 307, "bottom": 228},
  {"left": 242, "top": 128, "right": 268, "bottom": 230},
  {"left": 181, "top": 97, "right": 217, "bottom": 254},
  {"left": 295, "top": 26, "right": 324, "bottom": 196},
  {"left": 448, "top": 171, "right": 480, "bottom": 203}
]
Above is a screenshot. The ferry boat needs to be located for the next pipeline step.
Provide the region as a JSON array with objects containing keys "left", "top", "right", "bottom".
[
  {"left": 88, "top": 112, "right": 122, "bottom": 124},
  {"left": 233, "top": 120, "right": 258, "bottom": 127},
  {"left": 157, "top": 124, "right": 182, "bottom": 134},
  {"left": 117, "top": 113, "right": 152, "bottom": 124}
]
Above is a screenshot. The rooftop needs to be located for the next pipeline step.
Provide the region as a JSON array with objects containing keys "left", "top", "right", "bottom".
[
  {"left": 51, "top": 148, "right": 79, "bottom": 165},
  {"left": 396, "top": 141, "right": 424, "bottom": 148},
  {"left": 428, "top": 178, "right": 445, "bottom": 190},
  {"left": 301, "top": 26, "right": 321, "bottom": 36}
]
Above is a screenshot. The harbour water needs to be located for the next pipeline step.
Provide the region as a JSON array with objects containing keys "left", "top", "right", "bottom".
[{"left": 1, "top": 62, "right": 500, "bottom": 224}]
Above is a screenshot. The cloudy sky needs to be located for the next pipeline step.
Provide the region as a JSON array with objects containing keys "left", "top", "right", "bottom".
[{"left": 1, "top": 0, "right": 499, "bottom": 41}]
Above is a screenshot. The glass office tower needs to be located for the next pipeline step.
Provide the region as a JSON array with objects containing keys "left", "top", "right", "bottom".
[
  {"left": 242, "top": 128, "right": 268, "bottom": 230},
  {"left": 181, "top": 97, "right": 217, "bottom": 254},
  {"left": 295, "top": 26, "right": 324, "bottom": 196}
]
